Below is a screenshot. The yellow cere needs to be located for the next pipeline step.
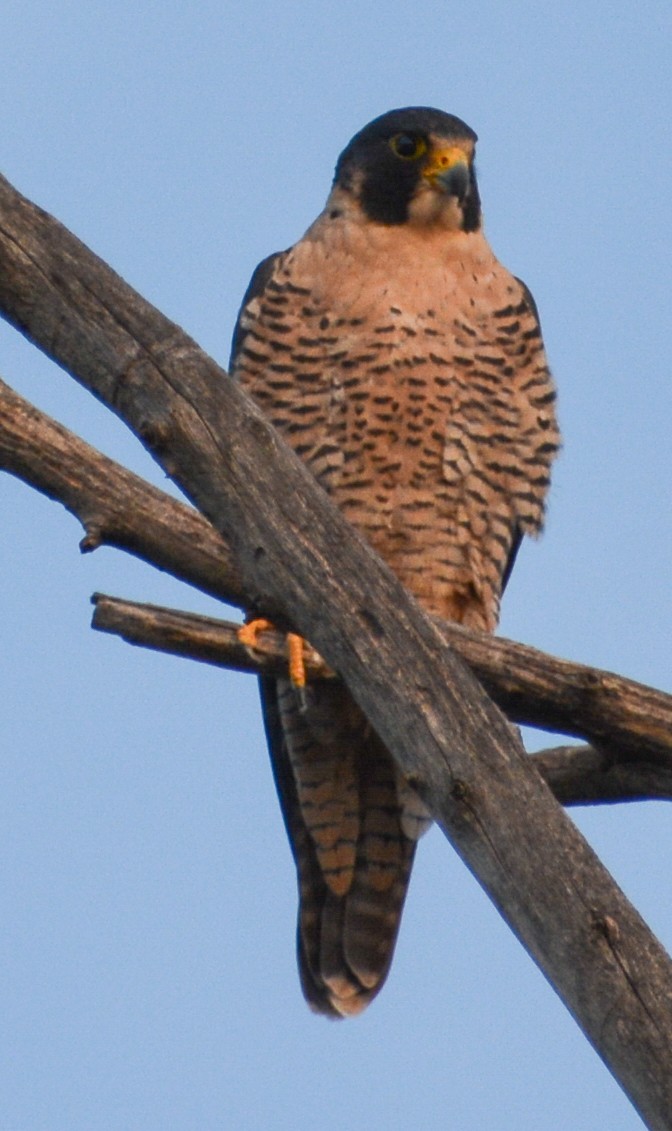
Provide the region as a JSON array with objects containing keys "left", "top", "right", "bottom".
[{"left": 423, "top": 145, "right": 469, "bottom": 180}]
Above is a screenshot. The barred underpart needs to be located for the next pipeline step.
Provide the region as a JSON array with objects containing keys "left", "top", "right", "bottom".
[{"left": 231, "top": 108, "right": 559, "bottom": 1016}]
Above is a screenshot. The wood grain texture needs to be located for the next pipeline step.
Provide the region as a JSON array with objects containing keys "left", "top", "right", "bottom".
[
  {"left": 4, "top": 379, "right": 672, "bottom": 770},
  {"left": 1, "top": 171, "right": 672, "bottom": 1123},
  {"left": 0, "top": 377, "right": 239, "bottom": 601},
  {"left": 91, "top": 594, "right": 672, "bottom": 806}
]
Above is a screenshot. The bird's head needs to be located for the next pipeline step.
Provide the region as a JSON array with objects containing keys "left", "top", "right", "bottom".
[{"left": 332, "top": 107, "right": 481, "bottom": 232}]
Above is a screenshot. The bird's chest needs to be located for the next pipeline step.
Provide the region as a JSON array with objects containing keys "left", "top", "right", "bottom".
[
  {"left": 247, "top": 287, "right": 507, "bottom": 489},
  {"left": 321, "top": 313, "right": 460, "bottom": 483}
]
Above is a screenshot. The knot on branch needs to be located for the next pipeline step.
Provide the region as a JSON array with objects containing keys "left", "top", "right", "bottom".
[
  {"left": 79, "top": 525, "right": 102, "bottom": 553},
  {"left": 451, "top": 779, "right": 470, "bottom": 802},
  {"left": 592, "top": 911, "right": 622, "bottom": 948},
  {"left": 138, "top": 413, "right": 173, "bottom": 453}
]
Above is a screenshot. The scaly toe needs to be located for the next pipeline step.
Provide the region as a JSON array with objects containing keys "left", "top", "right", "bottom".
[
  {"left": 287, "top": 632, "right": 307, "bottom": 689},
  {"left": 238, "top": 617, "right": 275, "bottom": 650}
]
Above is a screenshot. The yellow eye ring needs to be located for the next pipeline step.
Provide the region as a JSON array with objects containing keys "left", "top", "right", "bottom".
[{"left": 389, "top": 133, "right": 428, "bottom": 160}]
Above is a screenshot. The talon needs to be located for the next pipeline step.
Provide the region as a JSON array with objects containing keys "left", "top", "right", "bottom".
[
  {"left": 238, "top": 617, "right": 274, "bottom": 650},
  {"left": 287, "top": 632, "right": 307, "bottom": 690},
  {"left": 238, "top": 620, "right": 309, "bottom": 695}
]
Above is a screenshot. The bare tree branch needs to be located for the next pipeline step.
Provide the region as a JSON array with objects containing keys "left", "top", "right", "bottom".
[
  {"left": 91, "top": 592, "right": 672, "bottom": 807},
  {"left": 531, "top": 745, "right": 672, "bottom": 806},
  {"left": 0, "top": 375, "right": 242, "bottom": 604},
  {"left": 91, "top": 590, "right": 299, "bottom": 677},
  {"left": 1, "top": 171, "right": 672, "bottom": 1126},
  {"left": 2, "top": 377, "right": 672, "bottom": 770}
]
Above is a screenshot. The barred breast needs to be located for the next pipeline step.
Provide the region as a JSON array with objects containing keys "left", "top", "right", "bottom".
[{"left": 234, "top": 215, "right": 559, "bottom": 632}]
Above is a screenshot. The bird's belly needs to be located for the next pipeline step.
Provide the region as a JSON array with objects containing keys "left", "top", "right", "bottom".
[
  {"left": 239, "top": 315, "right": 519, "bottom": 633},
  {"left": 333, "top": 474, "right": 490, "bottom": 629}
]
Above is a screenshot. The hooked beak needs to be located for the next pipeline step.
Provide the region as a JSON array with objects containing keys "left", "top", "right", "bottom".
[{"left": 423, "top": 145, "right": 471, "bottom": 201}]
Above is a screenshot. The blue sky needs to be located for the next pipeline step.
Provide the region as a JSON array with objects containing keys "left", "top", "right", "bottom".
[{"left": 1, "top": 2, "right": 671, "bottom": 1128}]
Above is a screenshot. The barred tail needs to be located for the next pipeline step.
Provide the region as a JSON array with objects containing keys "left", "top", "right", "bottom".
[{"left": 261, "top": 676, "right": 421, "bottom": 1017}]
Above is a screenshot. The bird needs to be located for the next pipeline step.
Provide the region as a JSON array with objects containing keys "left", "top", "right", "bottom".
[{"left": 229, "top": 107, "right": 559, "bottom": 1017}]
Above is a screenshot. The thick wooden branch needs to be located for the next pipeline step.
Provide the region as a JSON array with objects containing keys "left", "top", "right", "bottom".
[
  {"left": 91, "top": 592, "right": 672, "bottom": 806},
  {"left": 0, "top": 375, "right": 242, "bottom": 603},
  {"left": 91, "top": 590, "right": 300, "bottom": 677},
  {"left": 533, "top": 745, "right": 672, "bottom": 806},
  {"left": 2, "top": 377, "right": 671, "bottom": 768},
  {"left": 1, "top": 172, "right": 672, "bottom": 1126}
]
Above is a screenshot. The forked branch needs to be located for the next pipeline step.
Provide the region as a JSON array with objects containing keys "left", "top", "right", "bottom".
[
  {"left": 1, "top": 171, "right": 672, "bottom": 1126},
  {"left": 90, "top": 591, "right": 672, "bottom": 806},
  {"left": 2, "top": 377, "right": 671, "bottom": 768}
]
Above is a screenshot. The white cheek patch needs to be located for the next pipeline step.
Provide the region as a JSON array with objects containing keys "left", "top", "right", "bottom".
[{"left": 407, "top": 185, "right": 464, "bottom": 230}]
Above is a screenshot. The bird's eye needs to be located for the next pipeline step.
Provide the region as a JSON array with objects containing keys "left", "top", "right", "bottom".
[{"left": 389, "top": 133, "right": 427, "bottom": 160}]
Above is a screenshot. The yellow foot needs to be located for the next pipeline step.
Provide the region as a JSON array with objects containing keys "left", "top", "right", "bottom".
[
  {"left": 286, "top": 632, "right": 307, "bottom": 690},
  {"left": 238, "top": 617, "right": 274, "bottom": 651},
  {"left": 238, "top": 619, "right": 307, "bottom": 691}
]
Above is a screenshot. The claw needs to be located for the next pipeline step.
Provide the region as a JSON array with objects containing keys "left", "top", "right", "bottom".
[
  {"left": 238, "top": 619, "right": 308, "bottom": 702},
  {"left": 287, "top": 632, "right": 307, "bottom": 689},
  {"left": 238, "top": 617, "right": 274, "bottom": 650}
]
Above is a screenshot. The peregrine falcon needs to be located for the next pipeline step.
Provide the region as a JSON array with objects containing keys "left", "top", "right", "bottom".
[{"left": 230, "top": 107, "right": 559, "bottom": 1017}]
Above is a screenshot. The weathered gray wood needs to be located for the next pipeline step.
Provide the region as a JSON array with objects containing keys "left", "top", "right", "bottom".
[
  {"left": 1, "top": 172, "right": 672, "bottom": 1127},
  {"left": 533, "top": 744, "right": 672, "bottom": 806},
  {"left": 91, "top": 591, "right": 672, "bottom": 808},
  {"left": 3, "top": 375, "right": 672, "bottom": 767},
  {"left": 91, "top": 591, "right": 283, "bottom": 675},
  {"left": 0, "top": 375, "right": 239, "bottom": 601}
]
